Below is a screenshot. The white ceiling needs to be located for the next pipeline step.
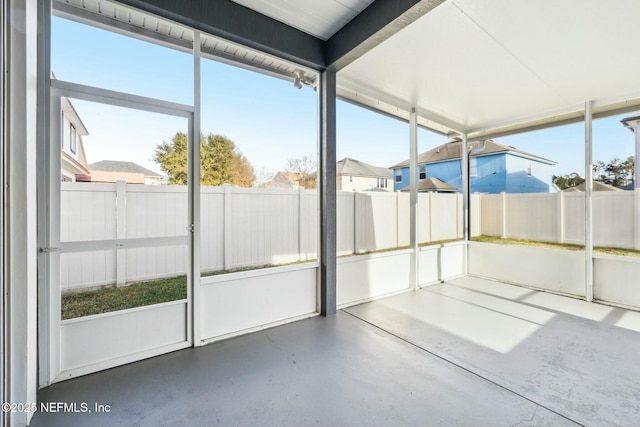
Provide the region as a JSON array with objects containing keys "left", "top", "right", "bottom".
[
  {"left": 338, "top": 0, "right": 640, "bottom": 137},
  {"left": 231, "top": 0, "right": 375, "bottom": 40}
]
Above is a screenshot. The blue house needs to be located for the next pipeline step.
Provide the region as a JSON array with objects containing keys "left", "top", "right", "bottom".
[{"left": 392, "top": 139, "right": 556, "bottom": 194}]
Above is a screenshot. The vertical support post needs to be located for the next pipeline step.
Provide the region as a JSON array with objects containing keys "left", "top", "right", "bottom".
[
  {"left": 319, "top": 69, "right": 337, "bottom": 316},
  {"left": 634, "top": 123, "right": 640, "bottom": 250},
  {"left": 190, "top": 31, "right": 202, "bottom": 345},
  {"left": 395, "top": 190, "right": 399, "bottom": 248},
  {"left": 461, "top": 134, "right": 469, "bottom": 240},
  {"left": 223, "top": 184, "right": 232, "bottom": 271},
  {"left": 115, "top": 180, "right": 127, "bottom": 286},
  {"left": 353, "top": 190, "right": 357, "bottom": 254},
  {"left": 635, "top": 122, "right": 640, "bottom": 191},
  {"left": 427, "top": 190, "right": 433, "bottom": 243},
  {"left": 557, "top": 190, "right": 565, "bottom": 244},
  {"left": 0, "top": 1, "right": 6, "bottom": 414},
  {"left": 585, "top": 100, "right": 594, "bottom": 302},
  {"left": 501, "top": 192, "right": 507, "bottom": 238},
  {"left": 635, "top": 189, "right": 640, "bottom": 250},
  {"left": 409, "top": 108, "right": 419, "bottom": 290},
  {"left": 36, "top": 0, "right": 53, "bottom": 389},
  {"left": 6, "top": 0, "right": 39, "bottom": 423},
  {"left": 298, "top": 186, "right": 303, "bottom": 261},
  {"left": 461, "top": 134, "right": 469, "bottom": 274}
]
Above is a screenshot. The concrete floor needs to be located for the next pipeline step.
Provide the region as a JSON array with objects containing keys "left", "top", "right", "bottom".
[{"left": 31, "top": 276, "right": 640, "bottom": 426}]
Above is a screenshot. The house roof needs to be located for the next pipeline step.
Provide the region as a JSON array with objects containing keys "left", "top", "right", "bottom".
[
  {"left": 61, "top": 151, "right": 90, "bottom": 176},
  {"left": 399, "top": 177, "right": 457, "bottom": 193},
  {"left": 563, "top": 181, "right": 623, "bottom": 192},
  {"left": 88, "top": 160, "right": 163, "bottom": 177},
  {"left": 391, "top": 139, "right": 555, "bottom": 169},
  {"left": 264, "top": 172, "right": 312, "bottom": 188},
  {"left": 61, "top": 97, "right": 89, "bottom": 136},
  {"left": 336, "top": 158, "right": 392, "bottom": 178}
]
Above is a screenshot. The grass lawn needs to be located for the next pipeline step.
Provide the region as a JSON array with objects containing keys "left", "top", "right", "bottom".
[
  {"left": 62, "top": 263, "right": 300, "bottom": 320},
  {"left": 472, "top": 235, "right": 640, "bottom": 258},
  {"left": 62, "top": 275, "right": 187, "bottom": 320}
]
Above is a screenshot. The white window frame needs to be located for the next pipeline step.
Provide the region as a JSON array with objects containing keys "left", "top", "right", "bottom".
[
  {"left": 69, "top": 123, "right": 76, "bottom": 154},
  {"left": 418, "top": 165, "right": 426, "bottom": 180}
]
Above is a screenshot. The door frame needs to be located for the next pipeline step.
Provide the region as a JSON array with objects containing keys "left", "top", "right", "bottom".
[{"left": 39, "top": 79, "right": 197, "bottom": 386}]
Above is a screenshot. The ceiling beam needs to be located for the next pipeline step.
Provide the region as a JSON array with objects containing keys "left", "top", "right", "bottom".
[
  {"left": 115, "top": 0, "right": 325, "bottom": 70},
  {"left": 326, "top": 0, "right": 446, "bottom": 71}
]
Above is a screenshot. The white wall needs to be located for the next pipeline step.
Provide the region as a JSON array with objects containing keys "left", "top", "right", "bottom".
[
  {"left": 337, "top": 251, "right": 411, "bottom": 307},
  {"left": 468, "top": 242, "right": 585, "bottom": 296},
  {"left": 6, "top": 0, "right": 39, "bottom": 425},
  {"left": 200, "top": 264, "right": 317, "bottom": 340},
  {"left": 594, "top": 255, "right": 640, "bottom": 308}
]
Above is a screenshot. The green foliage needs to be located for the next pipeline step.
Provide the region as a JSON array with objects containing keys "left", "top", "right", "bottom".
[
  {"left": 154, "top": 132, "right": 189, "bottom": 185},
  {"left": 552, "top": 172, "right": 585, "bottom": 190},
  {"left": 153, "top": 132, "right": 255, "bottom": 186},
  {"left": 61, "top": 276, "right": 187, "bottom": 320},
  {"left": 592, "top": 156, "right": 634, "bottom": 188}
]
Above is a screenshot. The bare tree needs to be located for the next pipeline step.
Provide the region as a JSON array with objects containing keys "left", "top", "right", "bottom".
[
  {"left": 254, "top": 166, "right": 277, "bottom": 187},
  {"left": 284, "top": 155, "right": 317, "bottom": 189}
]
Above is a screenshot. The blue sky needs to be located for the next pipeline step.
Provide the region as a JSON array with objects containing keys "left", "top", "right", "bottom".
[{"left": 52, "top": 17, "right": 636, "bottom": 178}]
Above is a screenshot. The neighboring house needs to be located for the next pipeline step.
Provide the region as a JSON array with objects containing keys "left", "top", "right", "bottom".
[
  {"left": 60, "top": 97, "right": 91, "bottom": 182},
  {"left": 336, "top": 158, "right": 392, "bottom": 192},
  {"left": 80, "top": 160, "right": 165, "bottom": 185},
  {"left": 391, "top": 139, "right": 556, "bottom": 194},
  {"left": 264, "top": 171, "right": 316, "bottom": 189},
  {"left": 563, "top": 181, "right": 622, "bottom": 192}
]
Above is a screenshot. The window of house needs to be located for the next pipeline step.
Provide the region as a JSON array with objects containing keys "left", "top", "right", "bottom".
[
  {"left": 377, "top": 177, "right": 387, "bottom": 188},
  {"left": 395, "top": 169, "right": 402, "bottom": 182},
  {"left": 419, "top": 165, "right": 426, "bottom": 180},
  {"left": 349, "top": 175, "right": 353, "bottom": 182},
  {"left": 70, "top": 123, "right": 77, "bottom": 154},
  {"left": 61, "top": 111, "right": 65, "bottom": 150}
]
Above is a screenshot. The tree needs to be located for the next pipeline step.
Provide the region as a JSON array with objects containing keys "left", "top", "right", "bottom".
[
  {"left": 230, "top": 154, "right": 256, "bottom": 187},
  {"left": 154, "top": 132, "right": 255, "bottom": 187},
  {"left": 254, "top": 166, "right": 277, "bottom": 188},
  {"left": 592, "top": 156, "right": 634, "bottom": 188},
  {"left": 552, "top": 172, "right": 585, "bottom": 190},
  {"left": 284, "top": 155, "right": 317, "bottom": 189}
]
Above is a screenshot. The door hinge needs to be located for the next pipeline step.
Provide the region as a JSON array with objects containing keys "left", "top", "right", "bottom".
[{"left": 186, "top": 224, "right": 194, "bottom": 233}]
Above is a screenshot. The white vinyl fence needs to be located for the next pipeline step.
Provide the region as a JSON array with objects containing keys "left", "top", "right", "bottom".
[
  {"left": 61, "top": 183, "right": 474, "bottom": 291},
  {"left": 481, "top": 190, "right": 640, "bottom": 249}
]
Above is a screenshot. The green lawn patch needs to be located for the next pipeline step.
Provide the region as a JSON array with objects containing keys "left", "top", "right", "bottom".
[
  {"left": 62, "top": 275, "right": 187, "bottom": 320},
  {"left": 472, "top": 235, "right": 640, "bottom": 258},
  {"left": 62, "top": 262, "right": 318, "bottom": 320}
]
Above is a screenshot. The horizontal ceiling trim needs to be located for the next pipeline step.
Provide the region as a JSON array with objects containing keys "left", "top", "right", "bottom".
[
  {"left": 115, "top": 0, "right": 325, "bottom": 70},
  {"left": 326, "top": 0, "right": 446, "bottom": 71},
  {"left": 53, "top": 1, "right": 315, "bottom": 84},
  {"left": 465, "top": 97, "right": 640, "bottom": 142}
]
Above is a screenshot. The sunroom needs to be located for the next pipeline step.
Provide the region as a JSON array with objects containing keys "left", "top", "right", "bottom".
[{"left": 4, "top": 0, "right": 640, "bottom": 426}]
